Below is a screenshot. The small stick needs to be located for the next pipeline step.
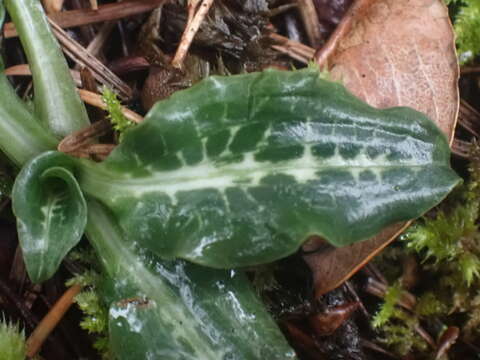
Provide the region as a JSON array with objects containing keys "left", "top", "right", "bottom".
[
  {"left": 4, "top": 64, "right": 31, "bottom": 76},
  {"left": 4, "top": 0, "right": 169, "bottom": 38},
  {"left": 461, "top": 66, "right": 480, "bottom": 74},
  {"left": 345, "top": 280, "right": 369, "bottom": 318},
  {"left": 361, "top": 339, "right": 399, "bottom": 359},
  {"left": 85, "top": 21, "right": 116, "bottom": 59},
  {"left": 268, "top": 3, "right": 298, "bottom": 18},
  {"left": 414, "top": 323, "right": 436, "bottom": 348},
  {"left": 58, "top": 119, "right": 112, "bottom": 154},
  {"left": 452, "top": 138, "right": 471, "bottom": 158},
  {"left": 271, "top": 45, "right": 309, "bottom": 64},
  {"left": 297, "top": 0, "right": 322, "bottom": 47},
  {"left": 171, "top": 0, "right": 215, "bottom": 69},
  {"left": 269, "top": 32, "right": 315, "bottom": 64},
  {"left": 363, "top": 263, "right": 388, "bottom": 286},
  {"left": 5, "top": 64, "right": 83, "bottom": 87},
  {"left": 42, "top": 0, "right": 65, "bottom": 13},
  {"left": 314, "top": 0, "right": 375, "bottom": 68},
  {"left": 77, "top": 89, "right": 143, "bottom": 124},
  {"left": 89, "top": 0, "right": 98, "bottom": 10},
  {"left": 26, "top": 284, "right": 82, "bottom": 357},
  {"left": 48, "top": 19, "right": 133, "bottom": 100},
  {"left": 458, "top": 99, "right": 480, "bottom": 138}
]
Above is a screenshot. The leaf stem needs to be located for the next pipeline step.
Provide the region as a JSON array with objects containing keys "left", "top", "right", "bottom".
[
  {"left": 0, "top": 68, "right": 57, "bottom": 166},
  {"left": 5, "top": 0, "right": 90, "bottom": 139}
]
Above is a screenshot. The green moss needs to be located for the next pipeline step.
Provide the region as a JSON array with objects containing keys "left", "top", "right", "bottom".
[
  {"left": 102, "top": 87, "right": 135, "bottom": 142},
  {"left": 379, "top": 320, "right": 427, "bottom": 356},
  {"left": 446, "top": 0, "right": 480, "bottom": 64},
  {"left": 372, "top": 281, "right": 402, "bottom": 328},
  {"left": 371, "top": 281, "right": 430, "bottom": 356},
  {"left": 67, "top": 250, "right": 112, "bottom": 359},
  {"left": 415, "top": 292, "right": 447, "bottom": 317},
  {"left": 373, "top": 144, "right": 480, "bottom": 354},
  {"left": 402, "top": 144, "right": 480, "bottom": 287},
  {"left": 0, "top": 316, "right": 26, "bottom": 360},
  {"left": 455, "top": 1, "right": 480, "bottom": 64}
]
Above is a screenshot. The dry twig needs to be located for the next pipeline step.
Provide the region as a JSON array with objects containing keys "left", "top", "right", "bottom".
[
  {"left": 269, "top": 32, "right": 315, "bottom": 64},
  {"left": 171, "top": 0, "right": 215, "bottom": 69},
  {"left": 26, "top": 284, "right": 82, "bottom": 357},
  {"left": 361, "top": 339, "right": 399, "bottom": 359},
  {"left": 452, "top": 138, "right": 471, "bottom": 158},
  {"left": 48, "top": 19, "right": 133, "bottom": 100},
  {"left": 58, "top": 119, "right": 112, "bottom": 154},
  {"left": 42, "top": 0, "right": 64, "bottom": 13},
  {"left": 458, "top": 99, "right": 480, "bottom": 137},
  {"left": 89, "top": 0, "right": 98, "bottom": 10},
  {"left": 268, "top": 3, "right": 298, "bottom": 17},
  {"left": 461, "top": 66, "right": 480, "bottom": 74},
  {"left": 5, "top": 64, "right": 83, "bottom": 87},
  {"left": 4, "top": 0, "right": 168, "bottom": 38},
  {"left": 296, "top": 0, "right": 322, "bottom": 47},
  {"left": 85, "top": 21, "right": 116, "bottom": 59}
]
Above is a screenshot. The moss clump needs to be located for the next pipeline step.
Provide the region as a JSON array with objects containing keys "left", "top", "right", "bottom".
[
  {"left": 372, "top": 282, "right": 428, "bottom": 356},
  {"left": 403, "top": 144, "right": 480, "bottom": 288},
  {"left": 373, "top": 145, "right": 480, "bottom": 356},
  {"left": 372, "top": 282, "right": 402, "bottom": 329},
  {"left": 0, "top": 316, "right": 26, "bottom": 360},
  {"left": 447, "top": 0, "right": 480, "bottom": 64},
  {"left": 66, "top": 249, "right": 111, "bottom": 359}
]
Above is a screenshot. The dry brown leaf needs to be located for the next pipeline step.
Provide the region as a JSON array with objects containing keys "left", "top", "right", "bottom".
[{"left": 304, "top": 0, "right": 459, "bottom": 297}]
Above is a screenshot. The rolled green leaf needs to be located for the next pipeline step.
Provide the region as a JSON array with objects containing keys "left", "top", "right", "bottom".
[
  {"left": 5, "top": 0, "right": 90, "bottom": 138},
  {"left": 12, "top": 152, "right": 87, "bottom": 283},
  {"left": 0, "top": 59, "right": 57, "bottom": 166}
]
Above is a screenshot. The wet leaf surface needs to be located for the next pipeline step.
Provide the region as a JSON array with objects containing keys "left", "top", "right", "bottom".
[
  {"left": 305, "top": 0, "right": 459, "bottom": 296},
  {"left": 48, "top": 69, "right": 458, "bottom": 269}
]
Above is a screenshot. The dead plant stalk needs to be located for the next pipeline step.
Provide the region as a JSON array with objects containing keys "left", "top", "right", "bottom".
[{"left": 26, "top": 284, "right": 82, "bottom": 357}]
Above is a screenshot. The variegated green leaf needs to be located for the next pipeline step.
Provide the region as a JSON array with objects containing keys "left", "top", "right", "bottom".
[
  {"left": 76, "top": 68, "right": 459, "bottom": 268},
  {"left": 14, "top": 69, "right": 460, "bottom": 269},
  {"left": 86, "top": 200, "right": 297, "bottom": 360},
  {"left": 12, "top": 152, "right": 87, "bottom": 283}
]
